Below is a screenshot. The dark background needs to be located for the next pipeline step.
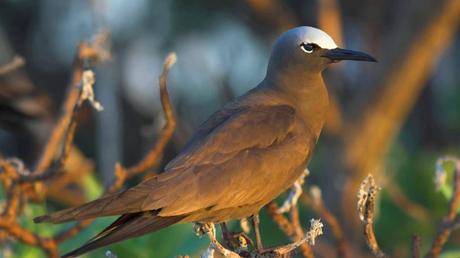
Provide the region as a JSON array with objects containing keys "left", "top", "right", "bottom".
[{"left": 0, "top": 0, "right": 459, "bottom": 257}]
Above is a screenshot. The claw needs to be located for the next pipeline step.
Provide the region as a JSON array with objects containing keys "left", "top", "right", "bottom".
[
  {"left": 194, "top": 222, "right": 211, "bottom": 237},
  {"left": 198, "top": 223, "right": 241, "bottom": 258}
]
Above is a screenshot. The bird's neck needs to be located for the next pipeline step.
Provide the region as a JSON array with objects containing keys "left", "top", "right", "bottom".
[{"left": 264, "top": 70, "right": 330, "bottom": 138}]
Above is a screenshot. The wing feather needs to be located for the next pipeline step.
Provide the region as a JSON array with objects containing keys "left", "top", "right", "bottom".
[{"left": 35, "top": 104, "right": 304, "bottom": 223}]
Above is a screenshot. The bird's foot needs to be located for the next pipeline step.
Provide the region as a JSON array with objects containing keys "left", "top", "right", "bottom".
[
  {"left": 276, "top": 168, "right": 310, "bottom": 214},
  {"left": 251, "top": 214, "right": 264, "bottom": 253},
  {"left": 198, "top": 223, "right": 242, "bottom": 258},
  {"left": 194, "top": 222, "right": 212, "bottom": 237},
  {"left": 226, "top": 232, "right": 253, "bottom": 253},
  {"left": 220, "top": 223, "right": 252, "bottom": 252}
]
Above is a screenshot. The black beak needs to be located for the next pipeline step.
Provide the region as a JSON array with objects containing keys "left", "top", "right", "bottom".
[{"left": 322, "top": 48, "right": 377, "bottom": 62}]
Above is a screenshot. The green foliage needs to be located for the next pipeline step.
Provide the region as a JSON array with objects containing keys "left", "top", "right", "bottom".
[
  {"left": 441, "top": 249, "right": 460, "bottom": 258},
  {"left": 436, "top": 158, "right": 457, "bottom": 203}
]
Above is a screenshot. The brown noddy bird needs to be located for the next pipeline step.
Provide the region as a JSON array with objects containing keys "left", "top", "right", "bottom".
[{"left": 34, "top": 26, "right": 376, "bottom": 257}]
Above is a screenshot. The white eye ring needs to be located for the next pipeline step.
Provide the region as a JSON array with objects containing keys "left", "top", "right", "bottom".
[{"left": 300, "top": 43, "right": 314, "bottom": 53}]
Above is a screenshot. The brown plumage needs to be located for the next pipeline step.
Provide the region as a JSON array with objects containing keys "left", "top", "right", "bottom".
[{"left": 34, "top": 26, "right": 375, "bottom": 257}]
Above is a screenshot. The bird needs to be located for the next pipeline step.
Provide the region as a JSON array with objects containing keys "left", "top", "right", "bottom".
[{"left": 34, "top": 26, "right": 376, "bottom": 257}]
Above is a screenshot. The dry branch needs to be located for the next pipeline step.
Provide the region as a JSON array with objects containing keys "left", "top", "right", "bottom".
[
  {"left": 122, "top": 53, "right": 177, "bottom": 177},
  {"left": 264, "top": 219, "right": 323, "bottom": 257},
  {"left": 0, "top": 35, "right": 108, "bottom": 257},
  {"left": 0, "top": 220, "right": 58, "bottom": 257},
  {"left": 55, "top": 52, "right": 179, "bottom": 243},
  {"left": 302, "top": 186, "right": 350, "bottom": 258},
  {"left": 0, "top": 28, "right": 178, "bottom": 256},
  {"left": 291, "top": 206, "right": 314, "bottom": 258},
  {"left": 267, "top": 201, "right": 314, "bottom": 258},
  {"left": 0, "top": 55, "right": 25, "bottom": 76},
  {"left": 357, "top": 175, "right": 388, "bottom": 258},
  {"left": 109, "top": 52, "right": 177, "bottom": 192},
  {"left": 33, "top": 41, "right": 103, "bottom": 178}
]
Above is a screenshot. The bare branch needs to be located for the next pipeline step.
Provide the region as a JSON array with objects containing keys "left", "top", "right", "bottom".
[
  {"left": 0, "top": 56, "right": 25, "bottom": 76},
  {"left": 267, "top": 201, "right": 314, "bottom": 257},
  {"left": 302, "top": 186, "right": 351, "bottom": 258},
  {"left": 0, "top": 32, "right": 111, "bottom": 256},
  {"left": 357, "top": 175, "right": 388, "bottom": 258},
  {"left": 0, "top": 219, "right": 58, "bottom": 258},
  {"left": 268, "top": 219, "right": 323, "bottom": 256},
  {"left": 122, "top": 52, "right": 177, "bottom": 177},
  {"left": 57, "top": 53, "right": 178, "bottom": 241},
  {"left": 33, "top": 40, "right": 105, "bottom": 177}
]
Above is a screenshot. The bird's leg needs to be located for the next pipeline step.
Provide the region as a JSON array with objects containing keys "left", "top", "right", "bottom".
[
  {"left": 193, "top": 222, "right": 211, "bottom": 236},
  {"left": 220, "top": 222, "right": 233, "bottom": 249},
  {"left": 251, "top": 214, "right": 264, "bottom": 252},
  {"left": 220, "top": 222, "right": 252, "bottom": 253},
  {"left": 276, "top": 168, "right": 310, "bottom": 214}
]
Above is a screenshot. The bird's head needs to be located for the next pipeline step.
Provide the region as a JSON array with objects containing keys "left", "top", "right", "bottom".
[{"left": 267, "top": 26, "right": 376, "bottom": 76}]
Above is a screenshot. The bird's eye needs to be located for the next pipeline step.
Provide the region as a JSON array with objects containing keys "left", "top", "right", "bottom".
[{"left": 300, "top": 43, "right": 317, "bottom": 53}]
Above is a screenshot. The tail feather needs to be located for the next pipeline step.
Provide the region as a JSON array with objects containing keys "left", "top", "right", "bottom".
[
  {"left": 62, "top": 212, "right": 184, "bottom": 258},
  {"left": 34, "top": 189, "right": 147, "bottom": 224}
]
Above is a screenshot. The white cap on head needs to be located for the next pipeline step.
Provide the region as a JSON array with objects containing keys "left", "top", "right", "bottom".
[{"left": 292, "top": 26, "right": 338, "bottom": 49}]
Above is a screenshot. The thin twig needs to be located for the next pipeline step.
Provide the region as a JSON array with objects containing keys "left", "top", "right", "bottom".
[
  {"left": 0, "top": 56, "right": 25, "bottom": 76},
  {"left": 267, "top": 202, "right": 295, "bottom": 237},
  {"left": 33, "top": 42, "right": 99, "bottom": 176},
  {"left": 357, "top": 175, "right": 388, "bottom": 258},
  {"left": 20, "top": 92, "right": 81, "bottom": 183},
  {"left": 123, "top": 53, "right": 177, "bottom": 177},
  {"left": 0, "top": 33, "right": 109, "bottom": 257},
  {"left": 56, "top": 52, "right": 178, "bottom": 242},
  {"left": 267, "top": 202, "right": 314, "bottom": 257},
  {"left": 291, "top": 206, "right": 314, "bottom": 258},
  {"left": 302, "top": 186, "right": 350, "bottom": 258},
  {"left": 265, "top": 219, "right": 323, "bottom": 257},
  {"left": 0, "top": 219, "right": 58, "bottom": 258},
  {"left": 277, "top": 169, "right": 308, "bottom": 214}
]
